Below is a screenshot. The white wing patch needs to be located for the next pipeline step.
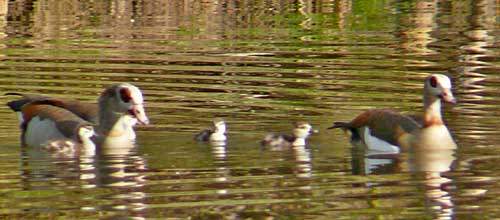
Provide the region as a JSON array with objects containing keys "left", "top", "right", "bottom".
[
  {"left": 363, "top": 127, "right": 400, "bottom": 153},
  {"left": 16, "top": 112, "right": 24, "bottom": 125},
  {"left": 24, "top": 116, "right": 66, "bottom": 148}
]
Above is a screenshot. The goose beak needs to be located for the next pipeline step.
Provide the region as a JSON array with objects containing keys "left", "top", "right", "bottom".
[
  {"left": 440, "top": 89, "right": 456, "bottom": 104},
  {"left": 446, "top": 96, "right": 457, "bottom": 104},
  {"left": 129, "top": 104, "right": 150, "bottom": 125}
]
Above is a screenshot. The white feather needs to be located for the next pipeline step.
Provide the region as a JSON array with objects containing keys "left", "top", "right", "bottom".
[
  {"left": 209, "top": 123, "right": 226, "bottom": 142},
  {"left": 16, "top": 112, "right": 24, "bottom": 125},
  {"left": 209, "top": 133, "right": 226, "bottom": 142},
  {"left": 292, "top": 138, "right": 306, "bottom": 146},
  {"left": 362, "top": 127, "right": 400, "bottom": 153},
  {"left": 115, "top": 115, "right": 137, "bottom": 140},
  {"left": 24, "top": 116, "right": 67, "bottom": 148}
]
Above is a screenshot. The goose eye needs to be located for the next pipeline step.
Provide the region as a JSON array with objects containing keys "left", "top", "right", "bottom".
[
  {"left": 429, "top": 76, "right": 438, "bottom": 88},
  {"left": 119, "top": 88, "right": 132, "bottom": 103}
]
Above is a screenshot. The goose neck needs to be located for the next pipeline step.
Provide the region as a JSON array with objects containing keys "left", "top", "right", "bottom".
[{"left": 423, "top": 93, "right": 443, "bottom": 127}]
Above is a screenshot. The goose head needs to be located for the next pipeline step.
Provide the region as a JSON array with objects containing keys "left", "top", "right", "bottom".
[
  {"left": 98, "top": 83, "right": 149, "bottom": 126},
  {"left": 424, "top": 74, "right": 456, "bottom": 104}
]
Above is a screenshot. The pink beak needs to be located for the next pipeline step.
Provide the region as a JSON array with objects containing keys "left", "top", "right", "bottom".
[
  {"left": 130, "top": 104, "right": 149, "bottom": 125},
  {"left": 440, "top": 89, "right": 456, "bottom": 104}
]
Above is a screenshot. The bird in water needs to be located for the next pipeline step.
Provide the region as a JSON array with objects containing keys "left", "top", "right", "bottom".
[
  {"left": 6, "top": 83, "right": 149, "bottom": 156},
  {"left": 328, "top": 74, "right": 457, "bottom": 153},
  {"left": 194, "top": 118, "right": 227, "bottom": 143},
  {"left": 261, "top": 121, "right": 314, "bottom": 149}
]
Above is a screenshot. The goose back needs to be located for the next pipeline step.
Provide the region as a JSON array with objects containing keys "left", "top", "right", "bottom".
[
  {"left": 7, "top": 83, "right": 148, "bottom": 155},
  {"left": 7, "top": 93, "right": 98, "bottom": 124},
  {"left": 20, "top": 102, "right": 94, "bottom": 149},
  {"left": 332, "top": 109, "right": 420, "bottom": 147},
  {"left": 329, "top": 74, "right": 457, "bottom": 152}
]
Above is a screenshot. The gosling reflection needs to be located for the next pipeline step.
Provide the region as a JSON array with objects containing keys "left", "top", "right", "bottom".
[
  {"left": 292, "top": 145, "right": 313, "bottom": 179},
  {"left": 211, "top": 142, "right": 227, "bottom": 160},
  {"left": 210, "top": 141, "right": 231, "bottom": 196}
]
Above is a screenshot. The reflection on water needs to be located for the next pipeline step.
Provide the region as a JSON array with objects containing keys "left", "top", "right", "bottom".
[
  {"left": 18, "top": 146, "right": 148, "bottom": 219},
  {"left": 0, "top": 0, "right": 498, "bottom": 219},
  {"left": 410, "top": 149, "right": 456, "bottom": 220},
  {"left": 351, "top": 147, "right": 457, "bottom": 219},
  {"left": 398, "top": 1, "right": 439, "bottom": 56}
]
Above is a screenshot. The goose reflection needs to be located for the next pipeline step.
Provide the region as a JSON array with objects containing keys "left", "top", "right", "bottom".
[
  {"left": 350, "top": 148, "right": 402, "bottom": 175},
  {"left": 410, "top": 148, "right": 456, "bottom": 220},
  {"left": 19, "top": 141, "right": 148, "bottom": 219},
  {"left": 350, "top": 141, "right": 456, "bottom": 220},
  {"left": 94, "top": 151, "right": 148, "bottom": 218}
]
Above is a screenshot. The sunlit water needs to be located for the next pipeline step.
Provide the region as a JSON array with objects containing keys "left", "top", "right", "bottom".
[{"left": 0, "top": 0, "right": 498, "bottom": 219}]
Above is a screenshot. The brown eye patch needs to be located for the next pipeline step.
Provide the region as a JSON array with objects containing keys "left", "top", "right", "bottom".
[
  {"left": 119, "top": 88, "right": 132, "bottom": 103},
  {"left": 430, "top": 76, "right": 438, "bottom": 88}
]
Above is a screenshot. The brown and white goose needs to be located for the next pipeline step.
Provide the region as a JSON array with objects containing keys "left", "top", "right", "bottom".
[
  {"left": 17, "top": 101, "right": 97, "bottom": 155},
  {"left": 7, "top": 83, "right": 149, "bottom": 151},
  {"left": 328, "top": 74, "right": 457, "bottom": 153}
]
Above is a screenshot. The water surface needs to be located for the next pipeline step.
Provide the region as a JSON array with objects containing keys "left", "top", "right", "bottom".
[{"left": 0, "top": 0, "right": 498, "bottom": 219}]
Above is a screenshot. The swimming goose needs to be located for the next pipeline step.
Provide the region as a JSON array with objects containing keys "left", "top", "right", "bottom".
[
  {"left": 7, "top": 83, "right": 149, "bottom": 150},
  {"left": 18, "top": 101, "right": 97, "bottom": 155},
  {"left": 261, "top": 121, "right": 314, "bottom": 149},
  {"left": 329, "top": 74, "right": 457, "bottom": 153},
  {"left": 194, "top": 118, "right": 227, "bottom": 142}
]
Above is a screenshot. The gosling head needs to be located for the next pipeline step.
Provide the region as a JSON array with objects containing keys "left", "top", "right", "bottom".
[
  {"left": 212, "top": 118, "right": 226, "bottom": 134},
  {"left": 292, "top": 121, "right": 313, "bottom": 139},
  {"left": 78, "top": 125, "right": 95, "bottom": 141}
]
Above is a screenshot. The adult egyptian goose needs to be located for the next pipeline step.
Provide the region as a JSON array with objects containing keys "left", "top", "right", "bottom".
[
  {"left": 194, "top": 118, "right": 227, "bottom": 142},
  {"left": 7, "top": 83, "right": 149, "bottom": 151},
  {"left": 328, "top": 74, "right": 457, "bottom": 153},
  {"left": 17, "top": 101, "right": 97, "bottom": 156},
  {"left": 261, "top": 121, "right": 314, "bottom": 149}
]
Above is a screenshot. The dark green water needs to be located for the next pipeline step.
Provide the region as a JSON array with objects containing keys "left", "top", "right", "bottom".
[{"left": 0, "top": 0, "right": 498, "bottom": 219}]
